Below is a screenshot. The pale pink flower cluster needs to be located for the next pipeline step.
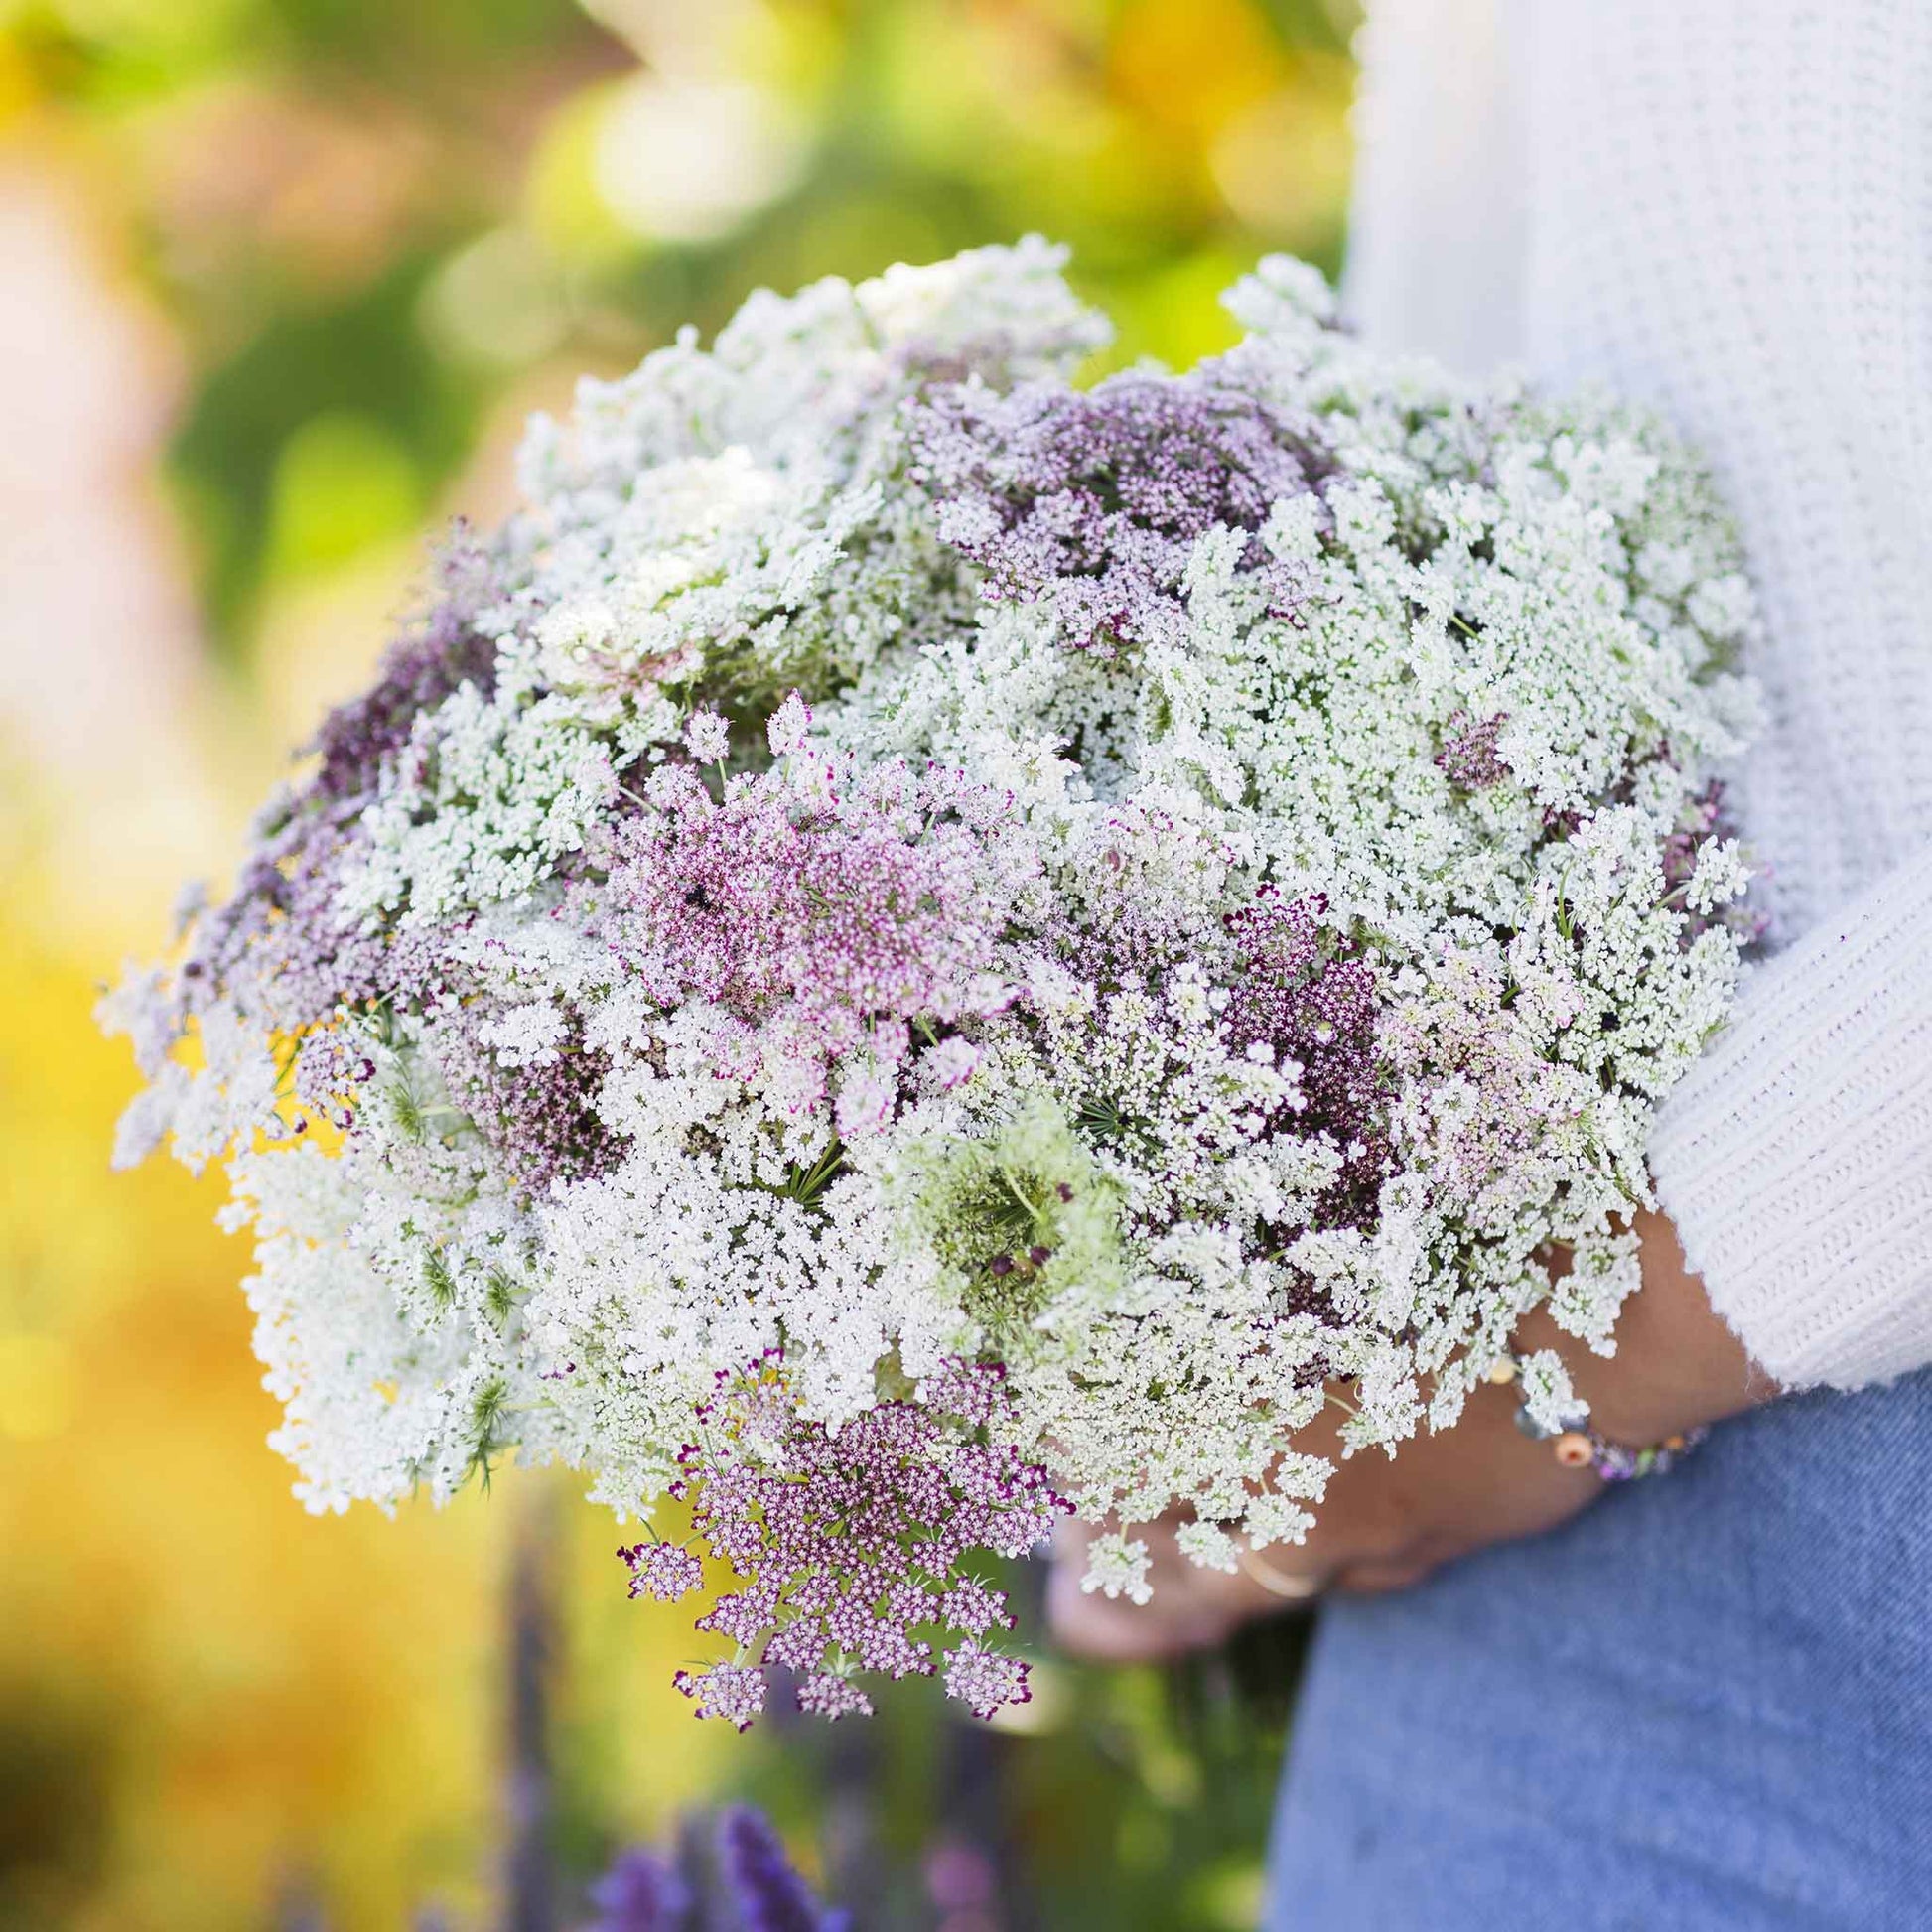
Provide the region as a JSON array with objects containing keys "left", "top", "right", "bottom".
[{"left": 586, "top": 735, "right": 1035, "bottom": 1116}]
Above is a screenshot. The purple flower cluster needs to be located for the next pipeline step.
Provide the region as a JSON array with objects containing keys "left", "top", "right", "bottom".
[
  {"left": 589, "top": 1848, "right": 692, "bottom": 1932},
  {"left": 640, "top": 1358, "right": 1065, "bottom": 1730},
  {"left": 1048, "top": 800, "right": 1240, "bottom": 989},
  {"left": 673, "top": 1661, "right": 770, "bottom": 1732},
  {"left": 1434, "top": 710, "right": 1510, "bottom": 791},
  {"left": 148, "top": 535, "right": 505, "bottom": 1054},
  {"left": 166, "top": 791, "right": 381, "bottom": 1043},
  {"left": 587, "top": 1807, "right": 848, "bottom": 1932},
  {"left": 311, "top": 525, "right": 502, "bottom": 807},
  {"left": 435, "top": 1012, "right": 623, "bottom": 1194},
  {"left": 591, "top": 753, "right": 1027, "bottom": 1115},
  {"left": 621, "top": 1539, "right": 705, "bottom": 1601},
  {"left": 940, "top": 1643, "right": 1034, "bottom": 1724},
  {"left": 1222, "top": 890, "right": 1391, "bottom": 1240},
  {"left": 292, "top": 1029, "right": 377, "bottom": 1134},
  {"left": 907, "top": 367, "right": 1330, "bottom": 653}
]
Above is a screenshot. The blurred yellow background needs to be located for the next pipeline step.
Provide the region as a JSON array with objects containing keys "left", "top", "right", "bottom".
[{"left": 0, "top": 3, "right": 1358, "bottom": 1924}]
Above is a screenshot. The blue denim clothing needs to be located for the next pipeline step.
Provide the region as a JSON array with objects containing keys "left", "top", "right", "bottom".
[{"left": 1267, "top": 1372, "right": 1932, "bottom": 1930}]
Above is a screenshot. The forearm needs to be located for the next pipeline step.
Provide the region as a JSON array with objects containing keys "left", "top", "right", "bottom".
[{"left": 1526, "top": 1211, "right": 1768, "bottom": 1448}]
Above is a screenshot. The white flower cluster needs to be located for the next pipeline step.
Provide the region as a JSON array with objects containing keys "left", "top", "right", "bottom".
[{"left": 106, "top": 244, "right": 1758, "bottom": 1623}]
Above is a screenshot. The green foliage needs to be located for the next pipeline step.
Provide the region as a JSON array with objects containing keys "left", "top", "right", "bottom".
[
  {"left": 422, "top": 1246, "right": 458, "bottom": 1312},
  {"left": 763, "top": 1138, "right": 849, "bottom": 1210},
  {"left": 168, "top": 255, "right": 481, "bottom": 643},
  {"left": 897, "top": 1098, "right": 1128, "bottom": 1344}
]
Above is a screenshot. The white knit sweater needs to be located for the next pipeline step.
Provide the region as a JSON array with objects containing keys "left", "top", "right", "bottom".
[{"left": 1347, "top": 0, "right": 1932, "bottom": 1390}]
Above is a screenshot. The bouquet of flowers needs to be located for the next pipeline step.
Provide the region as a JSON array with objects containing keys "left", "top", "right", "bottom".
[{"left": 105, "top": 242, "right": 1761, "bottom": 1728}]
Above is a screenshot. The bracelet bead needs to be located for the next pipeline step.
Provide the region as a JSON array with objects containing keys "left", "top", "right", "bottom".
[{"left": 1493, "top": 1351, "right": 1710, "bottom": 1482}]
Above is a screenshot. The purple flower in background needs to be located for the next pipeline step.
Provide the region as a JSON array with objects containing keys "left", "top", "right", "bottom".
[
  {"left": 587, "top": 1848, "right": 691, "bottom": 1932},
  {"left": 718, "top": 1807, "right": 851, "bottom": 1932},
  {"left": 584, "top": 1808, "right": 848, "bottom": 1932},
  {"left": 909, "top": 366, "right": 1331, "bottom": 653}
]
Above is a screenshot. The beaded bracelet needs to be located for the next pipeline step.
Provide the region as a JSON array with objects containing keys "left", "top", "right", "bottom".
[{"left": 1484, "top": 1355, "right": 1708, "bottom": 1482}]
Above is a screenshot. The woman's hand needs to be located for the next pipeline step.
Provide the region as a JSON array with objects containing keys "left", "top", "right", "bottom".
[{"left": 1047, "top": 1210, "right": 1771, "bottom": 1663}]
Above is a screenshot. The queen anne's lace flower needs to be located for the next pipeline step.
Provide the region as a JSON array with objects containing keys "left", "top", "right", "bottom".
[
  {"left": 942, "top": 1643, "right": 1033, "bottom": 1722},
  {"left": 1079, "top": 1532, "right": 1154, "bottom": 1605},
  {"left": 649, "top": 1357, "right": 1061, "bottom": 1723},
  {"left": 1174, "top": 1520, "right": 1241, "bottom": 1574},
  {"left": 908, "top": 367, "right": 1330, "bottom": 654},
  {"left": 103, "top": 242, "right": 1761, "bottom": 1722},
  {"left": 621, "top": 1540, "right": 704, "bottom": 1602},
  {"left": 681, "top": 708, "right": 732, "bottom": 764},
  {"left": 671, "top": 1663, "right": 767, "bottom": 1733}
]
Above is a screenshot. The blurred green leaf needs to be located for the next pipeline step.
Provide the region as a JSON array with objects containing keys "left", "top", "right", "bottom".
[
  {"left": 167, "top": 253, "right": 480, "bottom": 646},
  {"left": 266, "top": 411, "right": 424, "bottom": 576}
]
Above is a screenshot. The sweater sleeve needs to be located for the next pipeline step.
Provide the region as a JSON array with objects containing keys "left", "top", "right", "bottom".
[{"left": 1650, "top": 842, "right": 1932, "bottom": 1390}]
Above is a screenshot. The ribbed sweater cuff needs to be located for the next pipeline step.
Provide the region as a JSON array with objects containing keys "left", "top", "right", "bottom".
[{"left": 1649, "top": 842, "right": 1932, "bottom": 1391}]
